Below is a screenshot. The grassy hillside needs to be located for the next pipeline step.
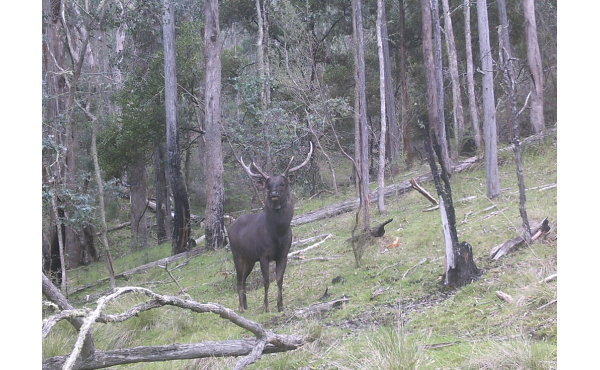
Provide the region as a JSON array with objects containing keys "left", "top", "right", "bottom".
[{"left": 43, "top": 134, "right": 557, "bottom": 369}]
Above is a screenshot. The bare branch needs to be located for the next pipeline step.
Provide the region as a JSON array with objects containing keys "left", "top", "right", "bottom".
[{"left": 42, "top": 285, "right": 304, "bottom": 370}]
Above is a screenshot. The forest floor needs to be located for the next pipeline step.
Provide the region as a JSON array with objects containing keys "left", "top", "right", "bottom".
[{"left": 43, "top": 132, "right": 557, "bottom": 370}]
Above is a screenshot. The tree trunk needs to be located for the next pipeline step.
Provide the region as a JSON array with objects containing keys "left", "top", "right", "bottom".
[
  {"left": 463, "top": 0, "right": 482, "bottom": 151},
  {"left": 523, "top": 0, "right": 545, "bottom": 134},
  {"left": 352, "top": 0, "right": 361, "bottom": 197},
  {"left": 376, "top": 0, "right": 387, "bottom": 214},
  {"left": 128, "top": 160, "right": 149, "bottom": 250},
  {"left": 431, "top": 0, "right": 451, "bottom": 173},
  {"left": 381, "top": 4, "right": 399, "bottom": 176},
  {"left": 398, "top": 0, "right": 412, "bottom": 169},
  {"left": 163, "top": 0, "right": 192, "bottom": 255},
  {"left": 256, "top": 0, "right": 273, "bottom": 173},
  {"left": 476, "top": 0, "right": 501, "bottom": 199},
  {"left": 204, "top": 0, "right": 226, "bottom": 250},
  {"left": 497, "top": 0, "right": 516, "bottom": 142},
  {"left": 90, "top": 114, "right": 116, "bottom": 291},
  {"left": 420, "top": 0, "right": 441, "bottom": 161},
  {"left": 354, "top": 0, "right": 371, "bottom": 232},
  {"left": 421, "top": 126, "right": 479, "bottom": 287},
  {"left": 153, "top": 144, "right": 172, "bottom": 244},
  {"left": 497, "top": 15, "right": 532, "bottom": 245},
  {"left": 441, "top": 0, "right": 465, "bottom": 158}
]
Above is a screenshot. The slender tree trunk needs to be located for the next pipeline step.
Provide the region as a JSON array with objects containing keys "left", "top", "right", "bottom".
[
  {"left": 381, "top": 4, "right": 399, "bottom": 176},
  {"left": 441, "top": 0, "right": 465, "bottom": 157},
  {"left": 355, "top": 0, "right": 370, "bottom": 232},
  {"left": 204, "top": 0, "right": 225, "bottom": 250},
  {"left": 463, "top": 0, "right": 482, "bottom": 151},
  {"left": 154, "top": 144, "right": 171, "bottom": 244},
  {"left": 476, "top": 0, "right": 501, "bottom": 199},
  {"left": 50, "top": 189, "right": 68, "bottom": 295},
  {"left": 376, "top": 0, "right": 387, "bottom": 214},
  {"left": 497, "top": 15, "right": 532, "bottom": 244},
  {"left": 497, "top": 0, "right": 514, "bottom": 141},
  {"left": 91, "top": 110, "right": 116, "bottom": 291},
  {"left": 352, "top": 0, "right": 361, "bottom": 197},
  {"left": 421, "top": 125, "right": 479, "bottom": 287},
  {"left": 523, "top": 0, "right": 545, "bottom": 134},
  {"left": 256, "top": 0, "right": 272, "bottom": 173},
  {"left": 431, "top": 0, "right": 451, "bottom": 172},
  {"left": 128, "top": 160, "right": 149, "bottom": 250},
  {"left": 420, "top": 0, "right": 441, "bottom": 164},
  {"left": 398, "top": 0, "right": 412, "bottom": 170},
  {"left": 163, "top": 0, "right": 192, "bottom": 255}
]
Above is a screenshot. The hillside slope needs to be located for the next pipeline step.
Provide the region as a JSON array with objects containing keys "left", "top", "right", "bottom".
[{"left": 44, "top": 133, "right": 557, "bottom": 369}]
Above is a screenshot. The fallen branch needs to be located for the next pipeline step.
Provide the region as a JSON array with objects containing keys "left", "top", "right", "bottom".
[
  {"left": 291, "top": 233, "right": 330, "bottom": 248},
  {"left": 402, "top": 257, "right": 427, "bottom": 279},
  {"left": 495, "top": 290, "right": 514, "bottom": 303},
  {"left": 68, "top": 247, "right": 206, "bottom": 295},
  {"left": 94, "top": 222, "right": 130, "bottom": 236},
  {"left": 539, "top": 273, "right": 557, "bottom": 284},
  {"left": 410, "top": 178, "right": 438, "bottom": 205},
  {"left": 293, "top": 297, "right": 350, "bottom": 318},
  {"left": 288, "top": 234, "right": 332, "bottom": 257},
  {"left": 489, "top": 218, "right": 550, "bottom": 260},
  {"left": 537, "top": 299, "right": 557, "bottom": 310},
  {"left": 43, "top": 286, "right": 304, "bottom": 370}
]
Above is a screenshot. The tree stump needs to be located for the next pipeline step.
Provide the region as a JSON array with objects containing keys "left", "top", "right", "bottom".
[{"left": 444, "top": 241, "right": 479, "bottom": 288}]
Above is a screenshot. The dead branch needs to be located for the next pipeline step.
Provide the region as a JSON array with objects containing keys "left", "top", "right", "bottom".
[
  {"left": 402, "top": 257, "right": 427, "bottom": 279},
  {"left": 43, "top": 286, "right": 304, "bottom": 370},
  {"left": 410, "top": 178, "right": 438, "bottom": 205},
  {"left": 291, "top": 233, "right": 331, "bottom": 248},
  {"left": 288, "top": 234, "right": 332, "bottom": 257},
  {"left": 495, "top": 290, "right": 514, "bottom": 303},
  {"left": 293, "top": 297, "right": 350, "bottom": 318},
  {"left": 539, "top": 273, "right": 557, "bottom": 284},
  {"left": 489, "top": 218, "right": 550, "bottom": 260},
  {"left": 68, "top": 247, "right": 206, "bottom": 295},
  {"left": 537, "top": 299, "right": 557, "bottom": 310}
]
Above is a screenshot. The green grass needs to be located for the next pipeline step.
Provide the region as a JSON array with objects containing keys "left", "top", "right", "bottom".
[{"left": 43, "top": 134, "right": 557, "bottom": 369}]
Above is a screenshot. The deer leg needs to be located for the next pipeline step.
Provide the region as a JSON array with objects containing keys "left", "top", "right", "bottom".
[
  {"left": 235, "top": 257, "right": 254, "bottom": 312},
  {"left": 259, "top": 258, "right": 270, "bottom": 312},
  {"left": 275, "top": 256, "right": 288, "bottom": 312}
]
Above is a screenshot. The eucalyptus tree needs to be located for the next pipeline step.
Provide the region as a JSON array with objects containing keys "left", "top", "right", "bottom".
[
  {"left": 463, "top": 0, "right": 482, "bottom": 151},
  {"left": 523, "top": 0, "right": 545, "bottom": 134},
  {"left": 476, "top": 0, "right": 500, "bottom": 199},
  {"left": 163, "top": 0, "right": 192, "bottom": 255},
  {"left": 204, "top": 0, "right": 226, "bottom": 250}
]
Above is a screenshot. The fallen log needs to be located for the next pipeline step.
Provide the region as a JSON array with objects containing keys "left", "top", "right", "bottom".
[
  {"left": 489, "top": 218, "right": 550, "bottom": 260},
  {"left": 43, "top": 286, "right": 304, "bottom": 370},
  {"left": 68, "top": 247, "right": 206, "bottom": 296},
  {"left": 293, "top": 297, "right": 350, "bottom": 318}
]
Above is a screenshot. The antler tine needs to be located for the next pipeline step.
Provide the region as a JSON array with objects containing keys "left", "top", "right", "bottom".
[
  {"left": 240, "top": 156, "right": 267, "bottom": 179},
  {"left": 284, "top": 141, "right": 313, "bottom": 176},
  {"left": 251, "top": 162, "right": 270, "bottom": 179}
]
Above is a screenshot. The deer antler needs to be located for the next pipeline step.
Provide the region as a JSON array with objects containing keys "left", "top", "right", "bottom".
[
  {"left": 284, "top": 141, "right": 313, "bottom": 176},
  {"left": 240, "top": 156, "right": 268, "bottom": 179}
]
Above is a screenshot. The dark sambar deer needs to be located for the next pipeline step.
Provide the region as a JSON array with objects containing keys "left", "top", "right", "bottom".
[{"left": 228, "top": 142, "right": 313, "bottom": 312}]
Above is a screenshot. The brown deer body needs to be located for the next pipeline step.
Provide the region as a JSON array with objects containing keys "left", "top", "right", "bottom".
[{"left": 228, "top": 143, "right": 312, "bottom": 312}]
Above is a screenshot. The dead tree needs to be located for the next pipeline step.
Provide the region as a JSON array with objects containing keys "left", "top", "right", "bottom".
[
  {"left": 42, "top": 274, "right": 304, "bottom": 370},
  {"left": 421, "top": 125, "right": 479, "bottom": 288}
]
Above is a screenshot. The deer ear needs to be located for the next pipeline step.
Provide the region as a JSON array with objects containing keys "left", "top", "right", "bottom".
[
  {"left": 287, "top": 174, "right": 296, "bottom": 184},
  {"left": 255, "top": 179, "right": 266, "bottom": 190}
]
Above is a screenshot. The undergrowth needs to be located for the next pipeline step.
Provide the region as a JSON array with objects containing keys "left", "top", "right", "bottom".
[{"left": 43, "top": 134, "right": 557, "bottom": 369}]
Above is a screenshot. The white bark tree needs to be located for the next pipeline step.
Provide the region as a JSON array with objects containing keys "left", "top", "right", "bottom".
[
  {"left": 376, "top": 0, "right": 387, "bottom": 214},
  {"left": 476, "top": 0, "right": 500, "bottom": 198},
  {"left": 523, "top": 0, "right": 545, "bottom": 134}
]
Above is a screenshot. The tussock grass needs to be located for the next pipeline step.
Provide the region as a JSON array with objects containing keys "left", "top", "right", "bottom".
[{"left": 43, "top": 135, "right": 557, "bottom": 369}]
